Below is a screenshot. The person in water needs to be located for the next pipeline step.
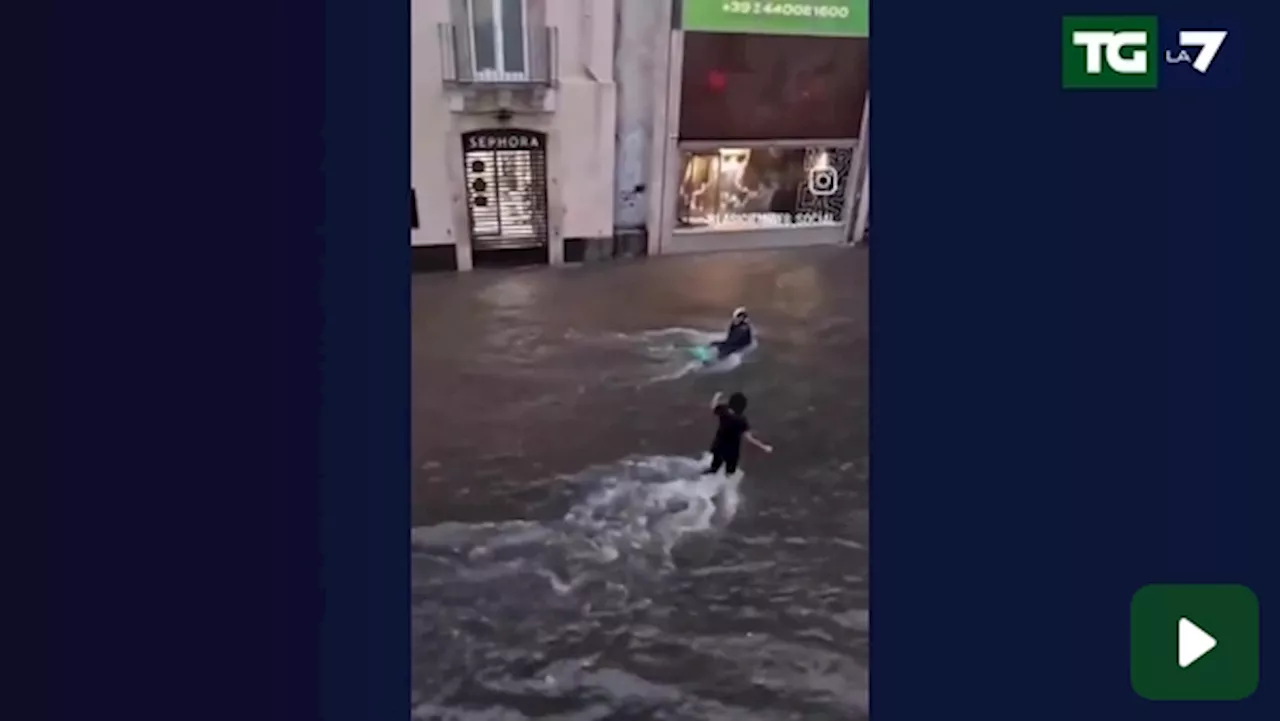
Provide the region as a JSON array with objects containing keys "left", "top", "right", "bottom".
[
  {"left": 711, "top": 307, "right": 754, "bottom": 359},
  {"left": 703, "top": 391, "right": 773, "bottom": 475}
]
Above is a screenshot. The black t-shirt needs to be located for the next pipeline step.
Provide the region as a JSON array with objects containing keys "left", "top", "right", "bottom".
[{"left": 710, "top": 404, "right": 750, "bottom": 455}]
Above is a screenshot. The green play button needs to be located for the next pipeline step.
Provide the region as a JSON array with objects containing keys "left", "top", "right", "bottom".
[{"left": 1130, "top": 584, "right": 1259, "bottom": 701}]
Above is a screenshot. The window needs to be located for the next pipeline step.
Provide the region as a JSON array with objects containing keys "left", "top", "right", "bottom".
[
  {"left": 468, "top": 0, "right": 528, "bottom": 81},
  {"left": 679, "top": 33, "right": 868, "bottom": 141},
  {"left": 675, "top": 146, "right": 854, "bottom": 231}
]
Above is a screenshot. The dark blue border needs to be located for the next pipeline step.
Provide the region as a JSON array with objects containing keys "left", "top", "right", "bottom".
[
  {"left": 322, "top": 0, "right": 410, "bottom": 719},
  {"left": 875, "top": 0, "right": 1276, "bottom": 717},
  {"left": 47, "top": 0, "right": 408, "bottom": 718},
  {"left": 44, "top": 0, "right": 1279, "bottom": 717}
]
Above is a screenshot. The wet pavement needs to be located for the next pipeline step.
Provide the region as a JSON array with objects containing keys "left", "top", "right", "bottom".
[{"left": 411, "top": 246, "right": 869, "bottom": 720}]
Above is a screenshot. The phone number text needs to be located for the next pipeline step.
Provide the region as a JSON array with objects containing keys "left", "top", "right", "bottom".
[{"left": 722, "top": 2, "right": 853, "bottom": 19}]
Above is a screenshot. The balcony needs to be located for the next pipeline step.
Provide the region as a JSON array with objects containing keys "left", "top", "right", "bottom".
[{"left": 438, "top": 23, "right": 559, "bottom": 88}]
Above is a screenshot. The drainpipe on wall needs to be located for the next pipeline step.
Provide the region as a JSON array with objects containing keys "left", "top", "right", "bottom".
[
  {"left": 852, "top": 162, "right": 869, "bottom": 245},
  {"left": 645, "top": 0, "right": 679, "bottom": 257},
  {"left": 847, "top": 91, "right": 869, "bottom": 244}
]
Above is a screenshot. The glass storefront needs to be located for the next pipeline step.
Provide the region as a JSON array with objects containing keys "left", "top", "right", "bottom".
[
  {"left": 678, "top": 33, "right": 867, "bottom": 142},
  {"left": 675, "top": 145, "right": 854, "bottom": 231},
  {"left": 657, "top": 6, "right": 868, "bottom": 251}
]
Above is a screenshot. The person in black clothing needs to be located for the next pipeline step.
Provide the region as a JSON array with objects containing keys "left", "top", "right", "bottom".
[
  {"left": 703, "top": 391, "right": 773, "bottom": 475},
  {"left": 711, "top": 307, "right": 754, "bottom": 359}
]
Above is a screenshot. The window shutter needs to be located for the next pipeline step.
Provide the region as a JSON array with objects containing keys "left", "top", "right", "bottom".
[
  {"left": 527, "top": 0, "right": 548, "bottom": 80},
  {"left": 449, "top": 0, "right": 474, "bottom": 81}
]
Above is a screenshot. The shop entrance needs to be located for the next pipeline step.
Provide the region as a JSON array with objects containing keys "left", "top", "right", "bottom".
[
  {"left": 660, "top": 30, "right": 867, "bottom": 253},
  {"left": 461, "top": 129, "right": 550, "bottom": 266}
]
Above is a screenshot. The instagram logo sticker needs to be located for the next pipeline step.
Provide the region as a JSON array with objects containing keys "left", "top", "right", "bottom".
[{"left": 807, "top": 155, "right": 839, "bottom": 197}]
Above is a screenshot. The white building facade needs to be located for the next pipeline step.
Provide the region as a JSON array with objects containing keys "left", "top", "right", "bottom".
[
  {"left": 412, "top": 0, "right": 868, "bottom": 272},
  {"left": 412, "top": 0, "right": 620, "bottom": 271}
]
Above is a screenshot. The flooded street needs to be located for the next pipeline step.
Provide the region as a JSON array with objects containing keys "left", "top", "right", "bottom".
[{"left": 412, "top": 247, "right": 869, "bottom": 720}]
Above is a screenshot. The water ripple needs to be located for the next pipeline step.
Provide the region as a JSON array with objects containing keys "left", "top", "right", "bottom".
[{"left": 412, "top": 248, "right": 869, "bottom": 720}]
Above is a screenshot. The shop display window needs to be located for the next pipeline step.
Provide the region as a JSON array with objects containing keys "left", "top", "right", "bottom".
[{"left": 676, "top": 146, "right": 853, "bottom": 231}]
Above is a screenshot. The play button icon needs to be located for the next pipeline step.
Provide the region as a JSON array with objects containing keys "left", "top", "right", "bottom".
[
  {"left": 1178, "top": 617, "right": 1217, "bottom": 668},
  {"left": 1131, "top": 584, "right": 1259, "bottom": 701}
]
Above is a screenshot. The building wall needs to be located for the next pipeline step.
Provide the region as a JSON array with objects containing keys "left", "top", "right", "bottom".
[
  {"left": 410, "top": 1, "right": 454, "bottom": 248},
  {"left": 411, "top": 0, "right": 617, "bottom": 267},
  {"left": 613, "top": 0, "right": 666, "bottom": 230}
]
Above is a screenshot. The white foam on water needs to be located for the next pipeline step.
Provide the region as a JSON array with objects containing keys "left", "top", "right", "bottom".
[
  {"left": 411, "top": 454, "right": 747, "bottom": 596},
  {"left": 566, "top": 453, "right": 744, "bottom": 555},
  {"left": 556, "top": 326, "right": 760, "bottom": 384},
  {"left": 631, "top": 327, "right": 760, "bottom": 383},
  {"left": 410, "top": 457, "right": 748, "bottom": 702},
  {"left": 647, "top": 346, "right": 756, "bottom": 383}
]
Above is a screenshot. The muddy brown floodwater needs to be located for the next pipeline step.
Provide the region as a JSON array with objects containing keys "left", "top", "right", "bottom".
[{"left": 411, "top": 246, "right": 868, "bottom": 720}]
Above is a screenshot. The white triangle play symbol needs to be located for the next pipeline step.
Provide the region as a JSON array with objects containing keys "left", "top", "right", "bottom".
[{"left": 1178, "top": 617, "right": 1217, "bottom": 668}]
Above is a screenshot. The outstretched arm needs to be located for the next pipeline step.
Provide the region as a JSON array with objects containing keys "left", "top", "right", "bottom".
[
  {"left": 709, "top": 391, "right": 723, "bottom": 410},
  {"left": 744, "top": 431, "right": 773, "bottom": 453}
]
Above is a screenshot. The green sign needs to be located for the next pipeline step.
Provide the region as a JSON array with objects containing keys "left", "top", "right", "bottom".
[
  {"left": 1130, "top": 584, "right": 1259, "bottom": 702},
  {"left": 1062, "top": 16, "right": 1158, "bottom": 89},
  {"left": 682, "top": 0, "right": 868, "bottom": 38}
]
